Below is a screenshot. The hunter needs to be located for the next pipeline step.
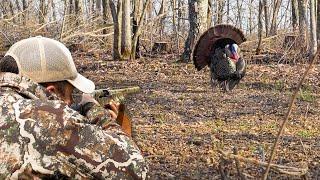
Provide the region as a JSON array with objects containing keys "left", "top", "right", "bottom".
[{"left": 0, "top": 36, "right": 148, "bottom": 179}]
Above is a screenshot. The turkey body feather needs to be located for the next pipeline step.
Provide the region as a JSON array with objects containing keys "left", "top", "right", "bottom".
[{"left": 210, "top": 48, "right": 246, "bottom": 91}]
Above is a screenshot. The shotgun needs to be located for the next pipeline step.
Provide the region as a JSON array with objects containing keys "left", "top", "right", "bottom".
[{"left": 91, "top": 86, "right": 141, "bottom": 137}]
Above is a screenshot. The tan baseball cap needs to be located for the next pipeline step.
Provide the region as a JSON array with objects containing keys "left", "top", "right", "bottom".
[{"left": 5, "top": 36, "right": 95, "bottom": 93}]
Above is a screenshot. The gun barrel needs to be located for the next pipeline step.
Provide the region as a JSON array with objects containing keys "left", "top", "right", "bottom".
[
  {"left": 92, "top": 86, "right": 141, "bottom": 100},
  {"left": 108, "top": 86, "right": 141, "bottom": 96}
]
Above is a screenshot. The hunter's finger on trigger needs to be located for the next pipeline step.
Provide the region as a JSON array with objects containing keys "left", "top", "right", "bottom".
[
  {"left": 108, "top": 110, "right": 117, "bottom": 119},
  {"left": 109, "top": 103, "right": 119, "bottom": 114}
]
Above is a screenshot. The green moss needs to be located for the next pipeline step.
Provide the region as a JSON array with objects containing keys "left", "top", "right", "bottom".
[
  {"left": 298, "top": 88, "right": 315, "bottom": 102},
  {"left": 297, "top": 130, "right": 313, "bottom": 138}
]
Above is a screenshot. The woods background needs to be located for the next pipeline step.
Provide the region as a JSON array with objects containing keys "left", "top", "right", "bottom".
[
  {"left": 0, "top": 0, "right": 318, "bottom": 61},
  {"left": 0, "top": 0, "right": 320, "bottom": 179}
]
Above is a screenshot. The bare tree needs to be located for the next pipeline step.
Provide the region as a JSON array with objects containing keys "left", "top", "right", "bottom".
[
  {"left": 291, "top": 0, "right": 298, "bottom": 31},
  {"left": 14, "top": 0, "right": 21, "bottom": 22},
  {"left": 39, "top": 0, "right": 47, "bottom": 24},
  {"left": 121, "top": 0, "right": 131, "bottom": 60},
  {"left": 309, "top": 0, "right": 317, "bottom": 55},
  {"left": 96, "top": 0, "right": 102, "bottom": 15},
  {"left": 269, "top": 0, "right": 282, "bottom": 35},
  {"left": 133, "top": 0, "right": 143, "bottom": 58},
  {"left": 216, "top": 0, "right": 224, "bottom": 24},
  {"left": 248, "top": 0, "right": 254, "bottom": 34},
  {"left": 263, "top": 0, "right": 269, "bottom": 36},
  {"left": 236, "top": 0, "right": 242, "bottom": 29},
  {"left": 226, "top": 0, "right": 230, "bottom": 23},
  {"left": 317, "top": 0, "right": 320, "bottom": 40},
  {"left": 75, "top": 0, "right": 84, "bottom": 25},
  {"left": 158, "top": 0, "right": 167, "bottom": 40},
  {"left": 131, "top": 0, "right": 150, "bottom": 60},
  {"left": 207, "top": 0, "right": 212, "bottom": 27},
  {"left": 22, "top": 0, "right": 28, "bottom": 24},
  {"left": 297, "top": 0, "right": 307, "bottom": 49},
  {"left": 256, "top": 0, "right": 263, "bottom": 55},
  {"left": 109, "top": 0, "right": 122, "bottom": 60},
  {"left": 181, "top": 0, "right": 208, "bottom": 62},
  {"left": 102, "top": 0, "right": 109, "bottom": 35}
]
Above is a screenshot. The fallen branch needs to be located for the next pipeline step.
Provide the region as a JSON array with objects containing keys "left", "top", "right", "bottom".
[
  {"left": 263, "top": 49, "right": 320, "bottom": 179},
  {"left": 233, "top": 147, "right": 246, "bottom": 180},
  {"left": 219, "top": 150, "right": 308, "bottom": 177}
]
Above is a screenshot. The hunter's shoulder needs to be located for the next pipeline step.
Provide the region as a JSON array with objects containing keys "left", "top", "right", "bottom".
[{"left": 0, "top": 73, "right": 52, "bottom": 100}]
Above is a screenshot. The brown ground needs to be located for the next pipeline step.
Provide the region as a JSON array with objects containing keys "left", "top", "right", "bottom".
[{"left": 74, "top": 53, "right": 319, "bottom": 179}]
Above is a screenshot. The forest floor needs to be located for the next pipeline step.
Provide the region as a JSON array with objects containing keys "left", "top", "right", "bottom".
[{"left": 73, "top": 52, "right": 318, "bottom": 179}]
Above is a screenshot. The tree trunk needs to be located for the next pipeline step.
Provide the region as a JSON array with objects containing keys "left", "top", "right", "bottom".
[
  {"left": 216, "top": 0, "right": 224, "bottom": 24},
  {"left": 177, "top": 0, "right": 182, "bottom": 31},
  {"left": 269, "top": 0, "right": 282, "bottom": 35},
  {"left": 131, "top": 0, "right": 150, "bottom": 60},
  {"left": 256, "top": 0, "right": 263, "bottom": 55},
  {"left": 14, "top": 0, "right": 21, "bottom": 22},
  {"left": 172, "top": 0, "right": 180, "bottom": 54},
  {"left": 249, "top": 0, "right": 253, "bottom": 33},
  {"left": 297, "top": 0, "right": 307, "bottom": 49},
  {"left": 69, "top": 0, "right": 74, "bottom": 14},
  {"left": 207, "top": 0, "right": 212, "bottom": 27},
  {"left": 317, "top": 0, "right": 320, "bottom": 40},
  {"left": 75, "top": 0, "right": 84, "bottom": 25},
  {"left": 133, "top": 0, "right": 143, "bottom": 58},
  {"left": 39, "top": 0, "right": 46, "bottom": 24},
  {"left": 102, "top": 0, "right": 109, "bottom": 35},
  {"left": 263, "top": 0, "right": 269, "bottom": 36},
  {"left": 88, "top": 0, "right": 95, "bottom": 15},
  {"left": 22, "top": 0, "right": 28, "bottom": 24},
  {"left": 227, "top": 0, "right": 230, "bottom": 23},
  {"left": 109, "top": 0, "right": 122, "bottom": 60},
  {"left": 158, "top": 0, "right": 167, "bottom": 40},
  {"left": 291, "top": 0, "right": 299, "bottom": 31},
  {"left": 181, "top": 0, "right": 208, "bottom": 62},
  {"left": 121, "top": 0, "right": 131, "bottom": 60},
  {"left": 8, "top": 0, "right": 15, "bottom": 22},
  {"left": 236, "top": 0, "right": 242, "bottom": 29},
  {"left": 310, "top": 0, "right": 317, "bottom": 55},
  {"left": 96, "top": 0, "right": 102, "bottom": 15}
]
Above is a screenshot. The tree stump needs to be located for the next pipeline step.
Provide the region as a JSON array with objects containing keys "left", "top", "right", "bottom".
[{"left": 152, "top": 42, "right": 168, "bottom": 54}]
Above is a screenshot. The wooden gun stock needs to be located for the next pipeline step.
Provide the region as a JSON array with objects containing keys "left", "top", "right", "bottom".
[{"left": 116, "top": 103, "right": 132, "bottom": 137}]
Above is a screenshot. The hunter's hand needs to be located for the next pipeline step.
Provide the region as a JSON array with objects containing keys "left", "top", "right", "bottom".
[{"left": 105, "top": 100, "right": 120, "bottom": 120}]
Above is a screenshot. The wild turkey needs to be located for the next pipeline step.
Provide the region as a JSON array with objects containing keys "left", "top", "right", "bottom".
[{"left": 193, "top": 24, "right": 247, "bottom": 91}]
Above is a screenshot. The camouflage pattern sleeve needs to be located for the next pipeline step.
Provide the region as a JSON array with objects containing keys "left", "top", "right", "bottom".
[
  {"left": 72, "top": 102, "right": 114, "bottom": 127},
  {"left": 0, "top": 95, "right": 148, "bottom": 179}
]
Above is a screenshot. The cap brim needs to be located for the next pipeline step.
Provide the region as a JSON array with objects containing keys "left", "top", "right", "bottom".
[{"left": 67, "top": 73, "right": 95, "bottom": 93}]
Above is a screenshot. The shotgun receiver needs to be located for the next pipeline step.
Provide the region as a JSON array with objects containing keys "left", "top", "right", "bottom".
[
  {"left": 91, "top": 86, "right": 141, "bottom": 137},
  {"left": 92, "top": 86, "right": 141, "bottom": 105}
]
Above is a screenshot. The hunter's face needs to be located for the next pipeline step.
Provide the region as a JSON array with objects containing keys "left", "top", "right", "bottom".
[
  {"left": 46, "top": 82, "right": 75, "bottom": 106},
  {"left": 59, "top": 82, "right": 75, "bottom": 106}
]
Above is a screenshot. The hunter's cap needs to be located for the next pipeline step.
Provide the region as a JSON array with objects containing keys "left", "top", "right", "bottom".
[{"left": 5, "top": 36, "right": 95, "bottom": 93}]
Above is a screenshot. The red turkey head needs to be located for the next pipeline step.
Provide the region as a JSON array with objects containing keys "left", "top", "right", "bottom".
[{"left": 225, "top": 44, "right": 240, "bottom": 62}]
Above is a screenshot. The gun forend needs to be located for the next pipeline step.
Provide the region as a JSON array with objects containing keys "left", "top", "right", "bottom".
[{"left": 92, "top": 86, "right": 141, "bottom": 100}]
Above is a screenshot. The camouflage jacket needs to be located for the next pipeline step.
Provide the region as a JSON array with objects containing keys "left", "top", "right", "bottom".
[{"left": 0, "top": 72, "right": 148, "bottom": 179}]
